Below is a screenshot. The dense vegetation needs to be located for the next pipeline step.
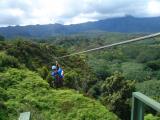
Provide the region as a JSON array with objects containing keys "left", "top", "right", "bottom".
[
  {"left": 1, "top": 32, "right": 160, "bottom": 120},
  {"left": 0, "top": 67, "right": 118, "bottom": 120},
  {"left": 47, "top": 32, "right": 160, "bottom": 119},
  {"left": 0, "top": 40, "right": 120, "bottom": 120}
]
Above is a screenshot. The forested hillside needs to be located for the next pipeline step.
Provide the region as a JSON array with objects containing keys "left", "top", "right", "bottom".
[
  {"left": 46, "top": 32, "right": 160, "bottom": 119},
  {"left": 0, "top": 40, "right": 120, "bottom": 120},
  {"left": 0, "top": 32, "right": 160, "bottom": 120},
  {"left": 1, "top": 16, "right": 160, "bottom": 38}
]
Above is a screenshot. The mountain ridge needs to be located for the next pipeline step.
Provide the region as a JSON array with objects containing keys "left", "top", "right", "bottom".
[{"left": 0, "top": 16, "right": 160, "bottom": 38}]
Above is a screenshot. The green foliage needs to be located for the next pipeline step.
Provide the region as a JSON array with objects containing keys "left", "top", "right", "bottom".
[
  {"left": 46, "top": 74, "right": 54, "bottom": 87},
  {"left": 146, "top": 60, "right": 160, "bottom": 71},
  {"left": 64, "top": 70, "right": 80, "bottom": 89},
  {"left": 88, "top": 59, "right": 110, "bottom": 80},
  {"left": 1, "top": 33, "right": 160, "bottom": 119},
  {"left": 136, "top": 80, "right": 160, "bottom": 102},
  {"left": 0, "top": 88, "right": 8, "bottom": 101},
  {"left": 87, "top": 37, "right": 160, "bottom": 83},
  {"left": 87, "top": 82, "right": 102, "bottom": 99},
  {"left": 0, "top": 68, "right": 119, "bottom": 120},
  {"left": 0, "top": 52, "right": 20, "bottom": 71},
  {"left": 136, "top": 48, "right": 160, "bottom": 63},
  {"left": 145, "top": 114, "right": 160, "bottom": 120},
  {"left": 121, "top": 62, "right": 152, "bottom": 82},
  {"left": 0, "top": 102, "right": 8, "bottom": 120},
  {"left": 51, "top": 32, "right": 137, "bottom": 52},
  {"left": 37, "top": 66, "right": 49, "bottom": 80},
  {"left": 0, "top": 40, "right": 96, "bottom": 93},
  {"left": 0, "top": 35, "right": 5, "bottom": 41},
  {"left": 156, "top": 71, "right": 160, "bottom": 80},
  {"left": 100, "top": 72, "right": 135, "bottom": 120},
  {"left": 2, "top": 39, "right": 67, "bottom": 71}
]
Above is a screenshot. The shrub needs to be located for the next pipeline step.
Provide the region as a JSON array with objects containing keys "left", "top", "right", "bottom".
[
  {"left": 136, "top": 80, "right": 160, "bottom": 102},
  {"left": 145, "top": 114, "right": 160, "bottom": 120},
  {"left": 64, "top": 70, "right": 80, "bottom": 89},
  {"left": 100, "top": 72, "right": 135, "bottom": 120},
  {"left": 146, "top": 60, "right": 160, "bottom": 70},
  {"left": 0, "top": 68, "right": 119, "bottom": 120},
  {"left": 37, "top": 66, "right": 49, "bottom": 80},
  {"left": 0, "top": 102, "right": 8, "bottom": 120},
  {"left": 0, "top": 52, "right": 19, "bottom": 70},
  {"left": 121, "top": 62, "right": 152, "bottom": 82}
]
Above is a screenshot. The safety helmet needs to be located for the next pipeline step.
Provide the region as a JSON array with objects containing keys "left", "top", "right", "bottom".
[{"left": 52, "top": 66, "right": 57, "bottom": 70}]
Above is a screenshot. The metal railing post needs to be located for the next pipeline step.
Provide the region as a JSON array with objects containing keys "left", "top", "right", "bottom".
[
  {"left": 131, "top": 97, "right": 144, "bottom": 120},
  {"left": 131, "top": 92, "right": 160, "bottom": 120},
  {"left": 137, "top": 100, "right": 144, "bottom": 120}
]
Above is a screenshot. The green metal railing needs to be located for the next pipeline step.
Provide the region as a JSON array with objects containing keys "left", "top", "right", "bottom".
[{"left": 131, "top": 92, "right": 160, "bottom": 120}]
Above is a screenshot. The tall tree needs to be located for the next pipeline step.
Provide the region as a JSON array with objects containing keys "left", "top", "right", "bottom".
[{"left": 100, "top": 72, "right": 135, "bottom": 120}]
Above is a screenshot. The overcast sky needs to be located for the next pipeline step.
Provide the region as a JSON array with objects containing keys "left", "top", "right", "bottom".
[{"left": 0, "top": 0, "right": 160, "bottom": 26}]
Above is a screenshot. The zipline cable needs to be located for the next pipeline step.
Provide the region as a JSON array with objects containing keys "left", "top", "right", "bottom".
[{"left": 58, "top": 32, "right": 160, "bottom": 58}]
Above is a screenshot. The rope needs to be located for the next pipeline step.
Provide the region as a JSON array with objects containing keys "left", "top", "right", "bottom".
[{"left": 58, "top": 32, "right": 160, "bottom": 58}]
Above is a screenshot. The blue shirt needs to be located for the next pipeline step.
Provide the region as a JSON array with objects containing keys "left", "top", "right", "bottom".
[{"left": 51, "top": 68, "right": 64, "bottom": 79}]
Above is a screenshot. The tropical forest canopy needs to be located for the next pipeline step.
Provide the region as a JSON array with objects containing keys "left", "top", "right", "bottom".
[{"left": 0, "top": 32, "right": 160, "bottom": 120}]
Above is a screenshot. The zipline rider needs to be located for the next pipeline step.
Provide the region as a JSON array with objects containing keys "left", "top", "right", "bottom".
[{"left": 51, "top": 61, "right": 64, "bottom": 88}]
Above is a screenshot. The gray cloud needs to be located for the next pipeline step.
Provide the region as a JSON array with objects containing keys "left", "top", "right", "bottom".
[
  {"left": 0, "top": 15, "right": 22, "bottom": 26},
  {"left": 0, "top": 0, "right": 160, "bottom": 26},
  {"left": 79, "top": 0, "right": 148, "bottom": 18}
]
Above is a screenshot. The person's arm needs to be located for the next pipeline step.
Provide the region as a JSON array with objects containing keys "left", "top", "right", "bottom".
[
  {"left": 51, "top": 71, "right": 55, "bottom": 76},
  {"left": 56, "top": 61, "right": 59, "bottom": 70}
]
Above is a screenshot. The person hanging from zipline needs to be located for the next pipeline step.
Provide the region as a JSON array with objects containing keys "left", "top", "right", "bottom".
[{"left": 51, "top": 61, "right": 64, "bottom": 88}]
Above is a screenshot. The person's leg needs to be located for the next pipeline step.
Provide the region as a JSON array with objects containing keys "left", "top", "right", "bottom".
[
  {"left": 61, "top": 78, "right": 63, "bottom": 87},
  {"left": 59, "top": 78, "right": 63, "bottom": 87},
  {"left": 54, "top": 79, "right": 58, "bottom": 88}
]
